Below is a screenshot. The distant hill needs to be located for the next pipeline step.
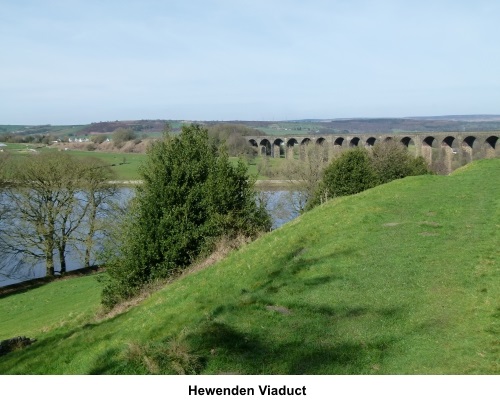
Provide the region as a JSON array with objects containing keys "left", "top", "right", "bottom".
[
  {"left": 3, "top": 115, "right": 500, "bottom": 141},
  {"left": 406, "top": 114, "right": 500, "bottom": 122},
  {"left": 278, "top": 116, "right": 500, "bottom": 134}
]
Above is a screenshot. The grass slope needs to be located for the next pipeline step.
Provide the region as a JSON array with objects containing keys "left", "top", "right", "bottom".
[{"left": 0, "top": 159, "right": 498, "bottom": 374}]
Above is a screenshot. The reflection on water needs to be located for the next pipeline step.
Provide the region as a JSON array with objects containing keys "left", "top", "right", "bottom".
[
  {"left": 260, "top": 190, "right": 301, "bottom": 229},
  {"left": 0, "top": 189, "right": 299, "bottom": 287}
]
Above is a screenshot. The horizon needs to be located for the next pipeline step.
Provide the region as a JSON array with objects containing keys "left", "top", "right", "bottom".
[{"left": 2, "top": 1, "right": 500, "bottom": 124}]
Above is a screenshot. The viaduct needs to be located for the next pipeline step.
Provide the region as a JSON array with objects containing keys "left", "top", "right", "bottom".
[{"left": 245, "top": 132, "right": 499, "bottom": 172}]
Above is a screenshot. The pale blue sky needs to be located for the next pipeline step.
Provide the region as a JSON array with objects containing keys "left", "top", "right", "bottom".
[{"left": 1, "top": 0, "right": 499, "bottom": 124}]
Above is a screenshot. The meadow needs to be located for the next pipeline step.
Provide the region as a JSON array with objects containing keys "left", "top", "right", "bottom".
[
  {"left": 0, "top": 158, "right": 498, "bottom": 374},
  {"left": 2, "top": 144, "right": 147, "bottom": 180},
  {"left": 2, "top": 143, "right": 288, "bottom": 181}
]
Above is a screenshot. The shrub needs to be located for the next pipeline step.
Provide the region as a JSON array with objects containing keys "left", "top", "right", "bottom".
[
  {"left": 370, "top": 140, "right": 430, "bottom": 183},
  {"left": 307, "top": 148, "right": 377, "bottom": 209},
  {"left": 112, "top": 128, "right": 137, "bottom": 148},
  {"left": 91, "top": 134, "right": 108, "bottom": 144}
]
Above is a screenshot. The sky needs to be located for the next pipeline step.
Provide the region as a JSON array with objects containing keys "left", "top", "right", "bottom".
[{"left": 1, "top": 0, "right": 500, "bottom": 124}]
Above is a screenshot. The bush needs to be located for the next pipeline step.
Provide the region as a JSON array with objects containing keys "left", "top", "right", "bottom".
[
  {"left": 102, "top": 124, "right": 271, "bottom": 307},
  {"left": 113, "top": 128, "right": 137, "bottom": 148},
  {"left": 207, "top": 124, "right": 262, "bottom": 157},
  {"left": 307, "top": 148, "right": 377, "bottom": 209},
  {"left": 91, "top": 134, "right": 108, "bottom": 144},
  {"left": 307, "top": 142, "right": 431, "bottom": 210},
  {"left": 370, "top": 140, "right": 430, "bottom": 183}
]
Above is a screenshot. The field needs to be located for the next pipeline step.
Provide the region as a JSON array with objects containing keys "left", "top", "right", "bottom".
[
  {"left": 254, "top": 122, "right": 325, "bottom": 136},
  {"left": 0, "top": 124, "right": 85, "bottom": 139},
  {"left": 2, "top": 144, "right": 146, "bottom": 180},
  {"left": 2, "top": 143, "right": 288, "bottom": 181},
  {"left": 0, "top": 158, "right": 498, "bottom": 374},
  {"left": 63, "top": 150, "right": 148, "bottom": 180}
]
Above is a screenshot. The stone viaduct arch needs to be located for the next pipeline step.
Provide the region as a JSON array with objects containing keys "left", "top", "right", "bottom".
[{"left": 246, "top": 132, "right": 499, "bottom": 172}]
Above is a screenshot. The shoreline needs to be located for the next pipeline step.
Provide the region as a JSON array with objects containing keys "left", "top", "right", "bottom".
[{"left": 0, "top": 266, "right": 103, "bottom": 297}]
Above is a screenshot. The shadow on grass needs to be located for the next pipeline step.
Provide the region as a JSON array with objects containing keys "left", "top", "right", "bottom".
[
  {"left": 88, "top": 347, "right": 124, "bottom": 374},
  {"left": 183, "top": 238, "right": 405, "bottom": 373},
  {"left": 246, "top": 246, "right": 356, "bottom": 299},
  {"left": 0, "top": 310, "right": 130, "bottom": 374}
]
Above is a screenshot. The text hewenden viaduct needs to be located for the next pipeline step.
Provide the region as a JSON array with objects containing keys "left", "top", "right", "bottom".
[{"left": 245, "top": 132, "right": 499, "bottom": 171}]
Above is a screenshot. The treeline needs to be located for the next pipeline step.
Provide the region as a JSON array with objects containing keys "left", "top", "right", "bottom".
[
  {"left": 206, "top": 123, "right": 265, "bottom": 157},
  {"left": 88, "top": 123, "right": 265, "bottom": 156},
  {"left": 0, "top": 125, "right": 58, "bottom": 144},
  {"left": 0, "top": 133, "right": 75, "bottom": 144},
  {"left": 79, "top": 120, "right": 169, "bottom": 135}
]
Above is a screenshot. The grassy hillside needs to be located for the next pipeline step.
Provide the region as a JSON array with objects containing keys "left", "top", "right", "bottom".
[
  {"left": 0, "top": 159, "right": 498, "bottom": 374},
  {"left": 0, "top": 275, "right": 102, "bottom": 341}
]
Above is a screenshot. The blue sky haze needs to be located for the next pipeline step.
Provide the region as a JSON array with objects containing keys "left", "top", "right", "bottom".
[{"left": 1, "top": 0, "right": 499, "bottom": 124}]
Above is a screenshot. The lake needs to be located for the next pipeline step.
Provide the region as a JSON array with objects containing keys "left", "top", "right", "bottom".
[{"left": 0, "top": 188, "right": 300, "bottom": 287}]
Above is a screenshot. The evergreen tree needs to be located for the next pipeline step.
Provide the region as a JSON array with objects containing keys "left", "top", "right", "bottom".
[{"left": 102, "top": 124, "right": 270, "bottom": 307}]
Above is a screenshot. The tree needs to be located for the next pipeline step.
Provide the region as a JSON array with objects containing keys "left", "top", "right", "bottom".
[
  {"left": 307, "top": 143, "right": 431, "bottom": 211},
  {"left": 74, "top": 157, "right": 118, "bottom": 268},
  {"left": 0, "top": 152, "right": 116, "bottom": 277},
  {"left": 102, "top": 124, "right": 271, "bottom": 307},
  {"left": 0, "top": 152, "right": 10, "bottom": 275},
  {"left": 112, "top": 127, "right": 137, "bottom": 148},
  {"left": 280, "top": 143, "right": 330, "bottom": 213},
  {"left": 90, "top": 134, "right": 108, "bottom": 144},
  {"left": 0, "top": 151, "right": 8, "bottom": 182},
  {"left": 207, "top": 124, "right": 263, "bottom": 157},
  {"left": 308, "top": 148, "right": 377, "bottom": 209}
]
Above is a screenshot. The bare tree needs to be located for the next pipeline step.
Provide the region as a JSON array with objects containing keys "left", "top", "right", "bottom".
[
  {"left": 279, "top": 143, "right": 331, "bottom": 213},
  {"left": 0, "top": 151, "right": 12, "bottom": 277},
  {"left": 0, "top": 151, "right": 10, "bottom": 220},
  {"left": 76, "top": 157, "right": 118, "bottom": 267}
]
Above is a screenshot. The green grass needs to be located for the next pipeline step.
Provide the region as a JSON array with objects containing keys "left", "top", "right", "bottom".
[
  {"left": 1, "top": 143, "right": 41, "bottom": 150},
  {"left": 2, "top": 144, "right": 148, "bottom": 181},
  {"left": 230, "top": 156, "right": 287, "bottom": 179},
  {"left": 4, "top": 144, "right": 285, "bottom": 181},
  {"left": 0, "top": 274, "right": 102, "bottom": 341},
  {"left": 0, "top": 159, "right": 498, "bottom": 374},
  {"left": 63, "top": 150, "right": 148, "bottom": 180}
]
